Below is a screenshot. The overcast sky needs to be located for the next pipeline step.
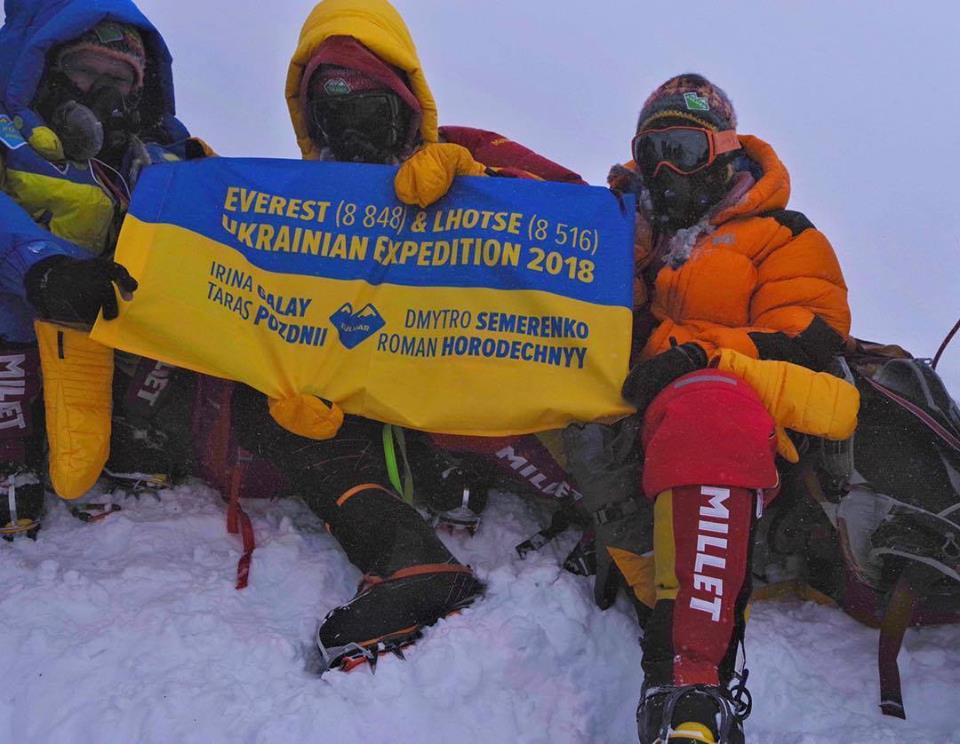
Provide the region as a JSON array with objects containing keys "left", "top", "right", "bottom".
[{"left": 6, "top": 1, "right": 959, "bottom": 388}]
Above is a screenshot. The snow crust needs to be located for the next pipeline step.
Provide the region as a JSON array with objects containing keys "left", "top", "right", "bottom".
[{"left": 1, "top": 485, "right": 958, "bottom": 743}]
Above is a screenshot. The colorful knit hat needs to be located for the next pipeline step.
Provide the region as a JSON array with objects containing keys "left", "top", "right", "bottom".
[
  {"left": 56, "top": 22, "right": 147, "bottom": 90},
  {"left": 637, "top": 74, "right": 736, "bottom": 132}
]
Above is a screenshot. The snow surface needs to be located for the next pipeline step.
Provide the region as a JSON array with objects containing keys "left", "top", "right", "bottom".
[{"left": 2, "top": 485, "right": 958, "bottom": 743}]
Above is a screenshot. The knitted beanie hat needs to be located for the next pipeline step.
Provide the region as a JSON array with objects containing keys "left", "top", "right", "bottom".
[
  {"left": 56, "top": 22, "right": 147, "bottom": 90},
  {"left": 637, "top": 73, "right": 736, "bottom": 132}
]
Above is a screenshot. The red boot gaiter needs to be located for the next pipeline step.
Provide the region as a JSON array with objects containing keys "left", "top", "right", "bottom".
[
  {"left": 0, "top": 344, "right": 42, "bottom": 466},
  {"left": 644, "top": 485, "right": 760, "bottom": 687}
]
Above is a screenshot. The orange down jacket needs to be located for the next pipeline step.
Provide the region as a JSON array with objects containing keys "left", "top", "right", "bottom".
[{"left": 634, "top": 135, "right": 850, "bottom": 366}]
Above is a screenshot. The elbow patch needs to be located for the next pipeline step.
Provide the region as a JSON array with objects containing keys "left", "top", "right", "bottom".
[{"left": 762, "top": 209, "right": 815, "bottom": 237}]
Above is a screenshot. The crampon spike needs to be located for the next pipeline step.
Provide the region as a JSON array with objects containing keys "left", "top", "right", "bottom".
[{"left": 319, "top": 627, "right": 425, "bottom": 674}]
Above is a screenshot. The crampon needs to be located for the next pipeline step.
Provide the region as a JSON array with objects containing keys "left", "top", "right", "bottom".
[
  {"left": 102, "top": 468, "right": 171, "bottom": 495},
  {"left": 422, "top": 475, "right": 485, "bottom": 535},
  {"left": 1, "top": 469, "right": 43, "bottom": 541},
  {"left": 326, "top": 625, "right": 423, "bottom": 673},
  {"left": 426, "top": 500, "right": 482, "bottom": 535},
  {"left": 63, "top": 470, "right": 170, "bottom": 524},
  {"left": 315, "top": 563, "right": 484, "bottom": 673},
  {"left": 69, "top": 501, "right": 123, "bottom": 523}
]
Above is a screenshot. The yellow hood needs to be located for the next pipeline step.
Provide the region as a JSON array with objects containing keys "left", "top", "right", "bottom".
[{"left": 285, "top": 0, "right": 439, "bottom": 159}]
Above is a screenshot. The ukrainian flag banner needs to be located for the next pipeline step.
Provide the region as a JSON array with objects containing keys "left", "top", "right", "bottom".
[{"left": 92, "top": 158, "right": 635, "bottom": 435}]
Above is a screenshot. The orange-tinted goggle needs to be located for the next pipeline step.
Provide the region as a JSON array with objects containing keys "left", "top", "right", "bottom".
[{"left": 631, "top": 125, "right": 741, "bottom": 178}]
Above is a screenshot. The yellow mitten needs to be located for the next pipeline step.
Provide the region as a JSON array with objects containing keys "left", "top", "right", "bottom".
[
  {"left": 394, "top": 143, "right": 487, "bottom": 207},
  {"left": 27, "top": 126, "right": 65, "bottom": 162},
  {"left": 713, "top": 348, "right": 860, "bottom": 462},
  {"left": 268, "top": 393, "right": 344, "bottom": 440},
  {"left": 36, "top": 321, "right": 114, "bottom": 499},
  {"left": 772, "top": 427, "right": 799, "bottom": 463}
]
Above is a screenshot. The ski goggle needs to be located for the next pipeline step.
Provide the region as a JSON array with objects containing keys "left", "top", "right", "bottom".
[
  {"left": 58, "top": 52, "right": 138, "bottom": 96},
  {"left": 310, "top": 92, "right": 404, "bottom": 148},
  {"left": 631, "top": 125, "right": 741, "bottom": 178}
]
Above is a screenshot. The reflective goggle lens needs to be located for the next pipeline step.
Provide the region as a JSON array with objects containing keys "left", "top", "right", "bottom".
[
  {"left": 633, "top": 127, "right": 713, "bottom": 176},
  {"left": 312, "top": 93, "right": 397, "bottom": 142}
]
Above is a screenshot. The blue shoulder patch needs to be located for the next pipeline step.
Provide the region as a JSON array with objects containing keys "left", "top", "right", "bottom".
[{"left": 0, "top": 115, "right": 27, "bottom": 150}]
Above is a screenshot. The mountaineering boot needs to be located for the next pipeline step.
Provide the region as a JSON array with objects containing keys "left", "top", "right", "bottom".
[
  {"left": 103, "top": 416, "right": 188, "bottom": 493},
  {"left": 637, "top": 685, "right": 748, "bottom": 744},
  {"left": 0, "top": 466, "right": 43, "bottom": 539},
  {"left": 420, "top": 455, "right": 489, "bottom": 534},
  {"left": 316, "top": 484, "right": 484, "bottom": 671},
  {"left": 402, "top": 433, "right": 491, "bottom": 534},
  {"left": 103, "top": 356, "right": 198, "bottom": 494}
]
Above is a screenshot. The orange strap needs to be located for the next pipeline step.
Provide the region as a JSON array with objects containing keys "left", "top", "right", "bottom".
[
  {"left": 336, "top": 483, "right": 395, "bottom": 507},
  {"left": 359, "top": 563, "right": 474, "bottom": 591}
]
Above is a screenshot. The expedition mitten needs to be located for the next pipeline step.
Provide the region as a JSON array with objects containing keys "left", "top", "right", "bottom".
[
  {"left": 394, "top": 142, "right": 487, "bottom": 207},
  {"left": 622, "top": 342, "right": 707, "bottom": 415},
  {"left": 25, "top": 256, "right": 137, "bottom": 325}
]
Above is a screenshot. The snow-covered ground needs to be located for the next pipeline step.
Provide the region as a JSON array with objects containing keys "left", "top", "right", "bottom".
[{"left": 1, "top": 485, "right": 958, "bottom": 744}]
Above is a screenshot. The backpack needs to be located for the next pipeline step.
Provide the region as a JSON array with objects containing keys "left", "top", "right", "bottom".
[{"left": 822, "top": 342, "right": 960, "bottom": 719}]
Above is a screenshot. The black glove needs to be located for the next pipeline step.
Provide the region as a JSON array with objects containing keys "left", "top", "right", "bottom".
[
  {"left": 564, "top": 418, "right": 649, "bottom": 610},
  {"left": 25, "top": 256, "right": 138, "bottom": 325},
  {"left": 749, "top": 316, "right": 846, "bottom": 372},
  {"left": 621, "top": 341, "right": 708, "bottom": 415}
]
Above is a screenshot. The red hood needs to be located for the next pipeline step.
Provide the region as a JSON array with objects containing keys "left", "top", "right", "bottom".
[{"left": 297, "top": 35, "right": 423, "bottom": 149}]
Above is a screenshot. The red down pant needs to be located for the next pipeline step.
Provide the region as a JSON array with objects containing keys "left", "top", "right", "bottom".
[{"left": 641, "top": 369, "right": 779, "bottom": 687}]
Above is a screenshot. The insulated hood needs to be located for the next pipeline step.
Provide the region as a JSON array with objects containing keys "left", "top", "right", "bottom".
[
  {"left": 0, "top": 0, "right": 178, "bottom": 138},
  {"left": 285, "top": 0, "right": 438, "bottom": 160}
]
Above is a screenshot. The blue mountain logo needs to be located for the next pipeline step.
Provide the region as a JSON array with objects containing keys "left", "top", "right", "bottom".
[{"left": 329, "top": 303, "right": 385, "bottom": 349}]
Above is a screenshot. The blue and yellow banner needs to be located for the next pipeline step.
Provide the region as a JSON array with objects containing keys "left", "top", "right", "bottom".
[{"left": 92, "top": 158, "right": 636, "bottom": 435}]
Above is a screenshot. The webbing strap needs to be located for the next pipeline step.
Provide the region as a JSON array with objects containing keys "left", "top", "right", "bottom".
[
  {"left": 515, "top": 505, "right": 575, "bottom": 559},
  {"left": 382, "top": 424, "right": 402, "bottom": 496},
  {"left": 0, "top": 478, "right": 36, "bottom": 535},
  {"left": 359, "top": 562, "right": 473, "bottom": 591},
  {"left": 227, "top": 454, "right": 255, "bottom": 590},
  {"left": 878, "top": 569, "right": 920, "bottom": 719},
  {"left": 336, "top": 482, "right": 394, "bottom": 507},
  {"left": 382, "top": 424, "right": 414, "bottom": 503},
  {"left": 864, "top": 376, "right": 960, "bottom": 453},
  {"left": 7, "top": 480, "right": 16, "bottom": 525}
]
